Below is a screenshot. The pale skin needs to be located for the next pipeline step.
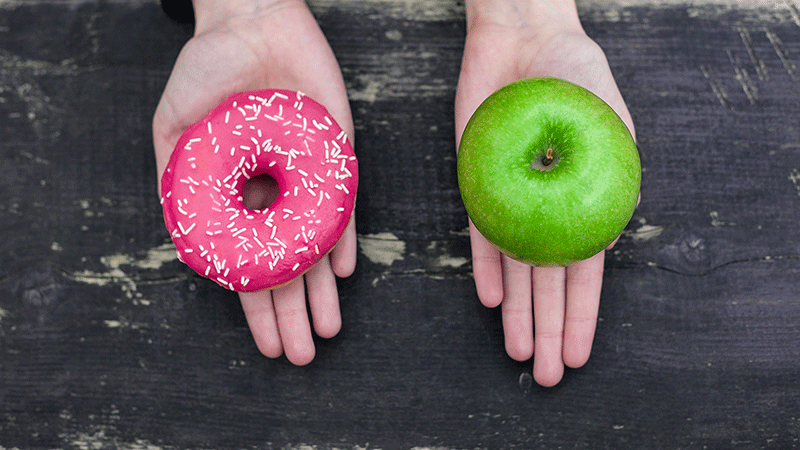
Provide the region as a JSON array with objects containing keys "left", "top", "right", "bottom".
[
  {"left": 153, "top": 0, "right": 355, "bottom": 366},
  {"left": 455, "top": 0, "right": 637, "bottom": 386},
  {"left": 153, "top": 0, "right": 636, "bottom": 380}
]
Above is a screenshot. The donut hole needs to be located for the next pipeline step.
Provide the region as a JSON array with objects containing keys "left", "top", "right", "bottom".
[{"left": 242, "top": 173, "right": 280, "bottom": 211}]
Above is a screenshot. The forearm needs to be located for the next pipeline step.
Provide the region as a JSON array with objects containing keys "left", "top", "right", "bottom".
[{"left": 465, "top": 0, "right": 583, "bottom": 35}]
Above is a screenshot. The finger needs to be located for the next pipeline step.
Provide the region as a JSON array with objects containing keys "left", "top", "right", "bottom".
[
  {"left": 305, "top": 256, "right": 342, "bottom": 339},
  {"left": 239, "top": 289, "right": 283, "bottom": 359},
  {"left": 606, "top": 235, "right": 621, "bottom": 250},
  {"left": 272, "top": 278, "right": 316, "bottom": 366},
  {"left": 501, "top": 254, "right": 534, "bottom": 361},
  {"left": 532, "top": 266, "right": 567, "bottom": 387},
  {"left": 563, "top": 250, "right": 604, "bottom": 368},
  {"left": 469, "top": 221, "right": 504, "bottom": 308},
  {"left": 330, "top": 215, "right": 357, "bottom": 278}
]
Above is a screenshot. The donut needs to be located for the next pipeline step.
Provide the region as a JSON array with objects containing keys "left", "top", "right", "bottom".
[{"left": 160, "top": 89, "right": 358, "bottom": 292}]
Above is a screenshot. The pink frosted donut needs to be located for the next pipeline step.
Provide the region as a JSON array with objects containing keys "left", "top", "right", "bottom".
[{"left": 161, "top": 89, "right": 358, "bottom": 292}]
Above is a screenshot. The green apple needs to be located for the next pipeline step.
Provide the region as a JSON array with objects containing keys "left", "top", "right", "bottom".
[{"left": 457, "top": 77, "right": 640, "bottom": 267}]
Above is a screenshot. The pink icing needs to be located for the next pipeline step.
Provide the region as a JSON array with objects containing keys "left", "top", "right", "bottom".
[{"left": 161, "top": 89, "right": 357, "bottom": 292}]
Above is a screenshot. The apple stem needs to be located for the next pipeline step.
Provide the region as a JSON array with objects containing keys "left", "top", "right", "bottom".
[{"left": 542, "top": 148, "right": 554, "bottom": 166}]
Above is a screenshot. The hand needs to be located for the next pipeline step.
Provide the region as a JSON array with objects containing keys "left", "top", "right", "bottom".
[
  {"left": 153, "top": 0, "right": 356, "bottom": 365},
  {"left": 454, "top": 0, "right": 636, "bottom": 386}
]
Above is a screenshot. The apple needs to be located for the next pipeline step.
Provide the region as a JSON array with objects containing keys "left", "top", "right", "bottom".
[{"left": 457, "top": 77, "right": 640, "bottom": 267}]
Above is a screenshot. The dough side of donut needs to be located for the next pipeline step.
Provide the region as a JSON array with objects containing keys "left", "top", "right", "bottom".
[{"left": 161, "top": 89, "right": 357, "bottom": 292}]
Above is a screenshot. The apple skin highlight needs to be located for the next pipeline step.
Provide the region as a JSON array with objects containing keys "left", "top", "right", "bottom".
[{"left": 457, "top": 77, "right": 640, "bottom": 267}]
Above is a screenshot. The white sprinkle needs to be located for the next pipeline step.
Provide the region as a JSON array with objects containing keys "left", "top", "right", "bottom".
[
  {"left": 177, "top": 222, "right": 196, "bottom": 235},
  {"left": 292, "top": 263, "right": 300, "bottom": 271},
  {"left": 225, "top": 111, "right": 230, "bottom": 123}
]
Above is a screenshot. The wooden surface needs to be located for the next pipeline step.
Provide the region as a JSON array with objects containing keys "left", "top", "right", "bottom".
[{"left": 2, "top": 1, "right": 799, "bottom": 448}]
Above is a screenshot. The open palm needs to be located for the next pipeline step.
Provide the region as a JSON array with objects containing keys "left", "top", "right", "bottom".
[
  {"left": 153, "top": 1, "right": 356, "bottom": 365},
  {"left": 455, "top": 10, "right": 636, "bottom": 386}
]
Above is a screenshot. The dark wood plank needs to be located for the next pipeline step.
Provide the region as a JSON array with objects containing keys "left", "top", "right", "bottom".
[{"left": 1, "top": 1, "right": 799, "bottom": 449}]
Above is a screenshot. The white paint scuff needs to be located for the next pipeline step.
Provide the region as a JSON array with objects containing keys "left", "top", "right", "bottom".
[
  {"left": 358, "top": 232, "right": 406, "bottom": 266},
  {"left": 627, "top": 224, "right": 665, "bottom": 241},
  {"left": 68, "top": 242, "right": 178, "bottom": 296}
]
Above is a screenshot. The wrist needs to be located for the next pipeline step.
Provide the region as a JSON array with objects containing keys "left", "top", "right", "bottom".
[
  {"left": 191, "top": 0, "right": 305, "bottom": 34},
  {"left": 465, "top": 0, "right": 584, "bottom": 37}
]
